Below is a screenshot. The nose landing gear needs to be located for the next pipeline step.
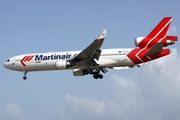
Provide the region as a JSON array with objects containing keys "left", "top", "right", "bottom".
[{"left": 23, "top": 71, "right": 27, "bottom": 80}]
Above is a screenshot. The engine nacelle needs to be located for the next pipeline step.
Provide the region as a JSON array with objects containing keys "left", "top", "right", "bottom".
[
  {"left": 135, "top": 37, "right": 159, "bottom": 48},
  {"left": 163, "top": 36, "right": 178, "bottom": 46},
  {"left": 56, "top": 60, "right": 74, "bottom": 69},
  {"left": 73, "top": 69, "right": 84, "bottom": 76},
  {"left": 134, "top": 37, "right": 145, "bottom": 47},
  {"left": 163, "top": 39, "right": 174, "bottom": 46}
]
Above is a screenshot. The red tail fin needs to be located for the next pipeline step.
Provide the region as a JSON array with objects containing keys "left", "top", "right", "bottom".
[{"left": 146, "top": 17, "right": 172, "bottom": 38}]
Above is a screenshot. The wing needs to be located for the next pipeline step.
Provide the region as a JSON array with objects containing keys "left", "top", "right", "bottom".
[{"left": 71, "top": 30, "right": 107, "bottom": 66}]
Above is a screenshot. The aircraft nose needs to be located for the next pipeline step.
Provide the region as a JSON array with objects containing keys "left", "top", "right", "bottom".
[
  {"left": 3, "top": 62, "right": 11, "bottom": 69},
  {"left": 3, "top": 62, "right": 8, "bottom": 68},
  {"left": 4, "top": 58, "right": 11, "bottom": 69}
]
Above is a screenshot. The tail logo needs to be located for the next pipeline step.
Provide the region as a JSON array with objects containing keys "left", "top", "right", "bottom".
[{"left": 20, "top": 55, "right": 34, "bottom": 66}]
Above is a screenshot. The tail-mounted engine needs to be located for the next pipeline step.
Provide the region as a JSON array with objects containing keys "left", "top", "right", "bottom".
[
  {"left": 163, "top": 36, "right": 178, "bottom": 46},
  {"left": 56, "top": 60, "right": 74, "bottom": 69},
  {"left": 134, "top": 36, "right": 178, "bottom": 48}
]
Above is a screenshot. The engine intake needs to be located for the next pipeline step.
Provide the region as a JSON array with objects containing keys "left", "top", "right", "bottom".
[{"left": 134, "top": 37, "right": 145, "bottom": 47}]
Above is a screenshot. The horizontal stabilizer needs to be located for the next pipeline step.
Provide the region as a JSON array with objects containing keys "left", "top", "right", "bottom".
[
  {"left": 166, "top": 36, "right": 178, "bottom": 41},
  {"left": 145, "top": 42, "right": 164, "bottom": 55}
]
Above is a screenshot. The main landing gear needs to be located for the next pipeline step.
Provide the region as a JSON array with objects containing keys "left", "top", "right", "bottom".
[
  {"left": 23, "top": 71, "right": 27, "bottom": 80},
  {"left": 93, "top": 73, "right": 103, "bottom": 79},
  {"left": 83, "top": 69, "right": 103, "bottom": 79}
]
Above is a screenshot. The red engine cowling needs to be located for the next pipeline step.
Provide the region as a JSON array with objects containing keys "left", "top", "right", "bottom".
[{"left": 134, "top": 36, "right": 178, "bottom": 48}]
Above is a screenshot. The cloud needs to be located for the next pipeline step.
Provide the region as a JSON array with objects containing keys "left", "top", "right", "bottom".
[
  {"left": 146, "top": 48, "right": 180, "bottom": 96},
  {"left": 55, "top": 78, "right": 151, "bottom": 120},
  {"left": 63, "top": 94, "right": 106, "bottom": 115},
  {"left": 58, "top": 94, "right": 106, "bottom": 120},
  {"left": 5, "top": 103, "right": 23, "bottom": 117},
  {"left": 50, "top": 48, "right": 180, "bottom": 120},
  {"left": 167, "top": 26, "right": 177, "bottom": 35}
]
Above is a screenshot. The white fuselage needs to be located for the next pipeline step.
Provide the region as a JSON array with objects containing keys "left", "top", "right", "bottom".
[{"left": 4, "top": 48, "right": 135, "bottom": 72}]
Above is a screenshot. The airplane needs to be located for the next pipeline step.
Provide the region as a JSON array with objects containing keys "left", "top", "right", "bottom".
[{"left": 3, "top": 17, "right": 178, "bottom": 80}]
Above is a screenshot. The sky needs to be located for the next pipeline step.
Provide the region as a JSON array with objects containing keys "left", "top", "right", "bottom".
[{"left": 0, "top": 0, "right": 180, "bottom": 120}]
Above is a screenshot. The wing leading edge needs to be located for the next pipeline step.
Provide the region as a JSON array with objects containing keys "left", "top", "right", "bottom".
[{"left": 70, "top": 30, "right": 107, "bottom": 66}]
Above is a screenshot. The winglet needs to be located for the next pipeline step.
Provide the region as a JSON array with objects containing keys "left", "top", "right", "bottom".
[{"left": 98, "top": 30, "right": 107, "bottom": 39}]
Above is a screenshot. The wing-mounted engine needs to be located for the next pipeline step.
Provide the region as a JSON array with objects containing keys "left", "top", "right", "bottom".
[
  {"left": 134, "top": 36, "right": 178, "bottom": 48},
  {"left": 73, "top": 69, "right": 84, "bottom": 76},
  {"left": 56, "top": 60, "right": 74, "bottom": 69}
]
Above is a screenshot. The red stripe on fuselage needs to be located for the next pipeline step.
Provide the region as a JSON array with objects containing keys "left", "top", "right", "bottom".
[
  {"left": 24, "top": 56, "right": 31, "bottom": 62},
  {"left": 127, "top": 48, "right": 170, "bottom": 64},
  {"left": 27, "top": 55, "right": 34, "bottom": 61},
  {"left": 20, "top": 55, "right": 35, "bottom": 66},
  {"left": 20, "top": 56, "right": 28, "bottom": 66},
  {"left": 137, "top": 48, "right": 150, "bottom": 62},
  {"left": 127, "top": 48, "right": 142, "bottom": 64}
]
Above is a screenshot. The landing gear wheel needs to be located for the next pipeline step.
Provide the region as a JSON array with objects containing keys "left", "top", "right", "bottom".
[
  {"left": 83, "top": 69, "right": 89, "bottom": 75},
  {"left": 93, "top": 74, "right": 98, "bottom": 79},
  {"left": 23, "top": 76, "right": 27, "bottom": 80},
  {"left": 23, "top": 71, "right": 27, "bottom": 80},
  {"left": 93, "top": 73, "right": 103, "bottom": 79},
  {"left": 89, "top": 70, "right": 94, "bottom": 75},
  {"left": 98, "top": 74, "right": 103, "bottom": 79}
]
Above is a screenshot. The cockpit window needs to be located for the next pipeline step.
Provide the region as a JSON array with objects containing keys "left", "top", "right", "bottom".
[{"left": 6, "top": 59, "right": 10, "bottom": 62}]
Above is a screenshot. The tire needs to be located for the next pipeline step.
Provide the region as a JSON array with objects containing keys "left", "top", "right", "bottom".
[
  {"left": 23, "top": 76, "right": 27, "bottom": 80},
  {"left": 93, "top": 74, "right": 98, "bottom": 79},
  {"left": 98, "top": 74, "right": 103, "bottom": 79}
]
